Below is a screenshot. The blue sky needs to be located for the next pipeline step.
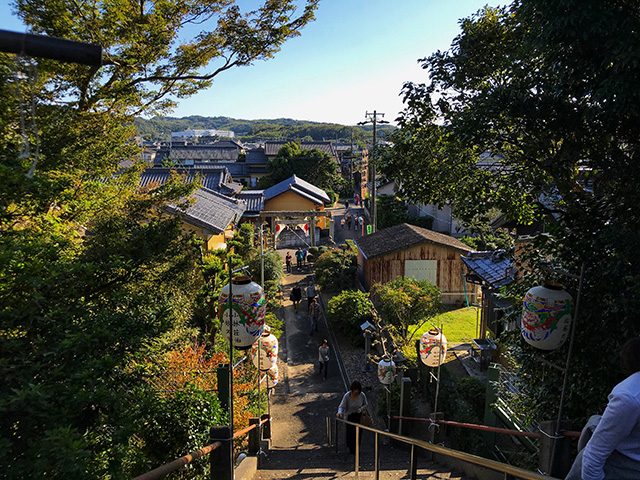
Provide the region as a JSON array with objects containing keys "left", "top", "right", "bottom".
[{"left": 0, "top": 1, "right": 504, "bottom": 124}]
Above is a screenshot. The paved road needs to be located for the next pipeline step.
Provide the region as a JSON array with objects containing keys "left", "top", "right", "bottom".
[{"left": 330, "top": 202, "right": 368, "bottom": 245}]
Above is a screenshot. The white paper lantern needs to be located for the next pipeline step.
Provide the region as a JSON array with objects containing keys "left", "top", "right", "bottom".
[
  {"left": 420, "top": 329, "right": 448, "bottom": 367},
  {"left": 220, "top": 276, "right": 266, "bottom": 349},
  {"left": 251, "top": 326, "right": 279, "bottom": 371},
  {"left": 377, "top": 357, "right": 396, "bottom": 385},
  {"left": 521, "top": 284, "right": 573, "bottom": 350},
  {"left": 266, "top": 364, "right": 278, "bottom": 389}
]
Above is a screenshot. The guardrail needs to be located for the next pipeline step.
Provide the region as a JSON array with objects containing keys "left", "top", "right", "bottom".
[
  {"left": 391, "top": 416, "right": 581, "bottom": 440},
  {"left": 330, "top": 416, "right": 560, "bottom": 480},
  {"left": 133, "top": 415, "right": 270, "bottom": 480}
]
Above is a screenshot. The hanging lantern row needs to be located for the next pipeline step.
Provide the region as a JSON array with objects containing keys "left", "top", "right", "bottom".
[
  {"left": 219, "top": 276, "right": 266, "bottom": 350},
  {"left": 420, "top": 328, "right": 448, "bottom": 367},
  {"left": 521, "top": 283, "right": 573, "bottom": 351},
  {"left": 251, "top": 325, "right": 279, "bottom": 371},
  {"left": 377, "top": 356, "right": 396, "bottom": 385}
]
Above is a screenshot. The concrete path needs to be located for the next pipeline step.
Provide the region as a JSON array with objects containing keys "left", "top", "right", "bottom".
[
  {"left": 330, "top": 202, "right": 368, "bottom": 245},
  {"left": 255, "top": 251, "right": 469, "bottom": 479}
]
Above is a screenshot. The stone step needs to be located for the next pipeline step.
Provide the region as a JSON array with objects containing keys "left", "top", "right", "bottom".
[{"left": 254, "top": 447, "right": 470, "bottom": 480}]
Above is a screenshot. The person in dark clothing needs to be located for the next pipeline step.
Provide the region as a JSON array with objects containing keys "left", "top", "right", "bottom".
[
  {"left": 285, "top": 252, "right": 292, "bottom": 273},
  {"left": 295, "top": 248, "right": 303, "bottom": 269},
  {"left": 290, "top": 284, "right": 302, "bottom": 311},
  {"left": 308, "top": 297, "right": 320, "bottom": 335}
]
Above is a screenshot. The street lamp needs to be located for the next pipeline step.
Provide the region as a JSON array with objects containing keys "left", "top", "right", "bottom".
[{"left": 358, "top": 110, "right": 390, "bottom": 233}]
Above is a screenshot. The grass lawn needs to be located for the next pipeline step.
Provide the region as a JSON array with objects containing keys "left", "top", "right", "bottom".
[{"left": 410, "top": 306, "right": 480, "bottom": 344}]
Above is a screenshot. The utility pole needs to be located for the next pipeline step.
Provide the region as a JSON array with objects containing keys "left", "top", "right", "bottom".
[{"left": 358, "top": 110, "right": 389, "bottom": 233}]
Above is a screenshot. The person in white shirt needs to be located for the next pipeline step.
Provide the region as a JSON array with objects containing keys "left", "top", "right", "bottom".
[
  {"left": 337, "top": 381, "right": 368, "bottom": 454},
  {"left": 318, "top": 339, "right": 330, "bottom": 380},
  {"left": 566, "top": 337, "right": 640, "bottom": 480}
]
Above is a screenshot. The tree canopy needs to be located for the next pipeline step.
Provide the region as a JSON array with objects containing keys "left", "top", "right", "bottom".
[
  {"left": 1, "top": 0, "right": 317, "bottom": 477},
  {"left": 386, "top": 0, "right": 640, "bottom": 425},
  {"left": 259, "top": 141, "right": 346, "bottom": 194}
]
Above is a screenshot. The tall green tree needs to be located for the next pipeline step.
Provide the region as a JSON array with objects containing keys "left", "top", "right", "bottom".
[
  {"left": 386, "top": 0, "right": 640, "bottom": 426},
  {"left": 371, "top": 277, "right": 441, "bottom": 347},
  {"left": 1, "top": 1, "right": 318, "bottom": 477},
  {"left": 259, "top": 141, "right": 345, "bottom": 193}
]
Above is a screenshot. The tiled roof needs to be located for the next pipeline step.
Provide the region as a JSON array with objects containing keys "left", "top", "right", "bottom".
[
  {"left": 461, "top": 251, "right": 515, "bottom": 289},
  {"left": 167, "top": 188, "right": 246, "bottom": 234},
  {"left": 356, "top": 223, "right": 473, "bottom": 259},
  {"left": 264, "top": 141, "right": 336, "bottom": 157},
  {"left": 262, "top": 175, "right": 331, "bottom": 204},
  {"left": 140, "top": 166, "right": 242, "bottom": 196},
  {"left": 246, "top": 148, "right": 267, "bottom": 164},
  {"left": 154, "top": 144, "right": 241, "bottom": 165},
  {"left": 237, "top": 190, "right": 265, "bottom": 216}
]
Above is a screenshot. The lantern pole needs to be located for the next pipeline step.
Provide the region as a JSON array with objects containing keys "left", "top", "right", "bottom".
[
  {"left": 227, "top": 255, "right": 235, "bottom": 480},
  {"left": 432, "top": 324, "right": 444, "bottom": 417},
  {"left": 549, "top": 262, "right": 585, "bottom": 471}
]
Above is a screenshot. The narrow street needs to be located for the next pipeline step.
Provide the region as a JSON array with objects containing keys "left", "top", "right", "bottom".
[{"left": 256, "top": 249, "right": 468, "bottom": 479}]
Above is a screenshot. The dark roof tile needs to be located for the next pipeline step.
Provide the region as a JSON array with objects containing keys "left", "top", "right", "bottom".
[{"left": 356, "top": 223, "right": 473, "bottom": 259}]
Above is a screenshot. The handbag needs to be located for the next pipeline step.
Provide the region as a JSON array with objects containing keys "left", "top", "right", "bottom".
[{"left": 360, "top": 409, "right": 372, "bottom": 428}]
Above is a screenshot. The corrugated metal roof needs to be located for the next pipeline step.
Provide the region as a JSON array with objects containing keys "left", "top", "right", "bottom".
[
  {"left": 167, "top": 188, "right": 246, "bottom": 234},
  {"left": 356, "top": 223, "right": 473, "bottom": 259},
  {"left": 262, "top": 175, "right": 330, "bottom": 204},
  {"left": 461, "top": 251, "right": 515, "bottom": 289},
  {"left": 263, "top": 141, "right": 336, "bottom": 157}
]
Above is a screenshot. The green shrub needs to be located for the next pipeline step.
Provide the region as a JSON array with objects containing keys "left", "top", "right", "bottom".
[
  {"left": 315, "top": 249, "right": 356, "bottom": 291},
  {"left": 327, "top": 290, "right": 373, "bottom": 344},
  {"left": 248, "top": 249, "right": 283, "bottom": 285}
]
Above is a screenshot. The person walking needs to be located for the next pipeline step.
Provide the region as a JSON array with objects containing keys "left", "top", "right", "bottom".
[
  {"left": 318, "top": 339, "right": 330, "bottom": 380},
  {"left": 295, "top": 248, "right": 303, "bottom": 269},
  {"left": 308, "top": 297, "right": 320, "bottom": 335},
  {"left": 302, "top": 248, "right": 308, "bottom": 266},
  {"left": 346, "top": 214, "right": 352, "bottom": 230},
  {"left": 336, "top": 381, "right": 368, "bottom": 455},
  {"left": 340, "top": 217, "right": 345, "bottom": 229},
  {"left": 290, "top": 283, "right": 302, "bottom": 311},
  {"left": 345, "top": 200, "right": 350, "bottom": 210},
  {"left": 566, "top": 337, "right": 640, "bottom": 480},
  {"left": 306, "top": 282, "right": 316, "bottom": 313},
  {"left": 358, "top": 215, "right": 364, "bottom": 235},
  {"left": 285, "top": 252, "right": 292, "bottom": 273}
]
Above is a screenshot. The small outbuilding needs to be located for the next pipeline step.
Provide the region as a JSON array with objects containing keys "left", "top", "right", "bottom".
[{"left": 356, "top": 223, "right": 476, "bottom": 305}]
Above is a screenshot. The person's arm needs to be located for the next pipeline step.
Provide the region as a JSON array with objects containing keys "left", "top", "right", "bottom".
[
  {"left": 337, "top": 393, "right": 349, "bottom": 417},
  {"left": 582, "top": 393, "right": 640, "bottom": 480}
]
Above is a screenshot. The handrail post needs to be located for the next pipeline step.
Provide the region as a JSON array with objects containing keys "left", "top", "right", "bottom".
[
  {"left": 209, "top": 426, "right": 232, "bottom": 480},
  {"left": 262, "top": 414, "right": 271, "bottom": 440},
  {"left": 355, "top": 425, "right": 360, "bottom": 477},
  {"left": 374, "top": 432, "right": 380, "bottom": 480},
  {"left": 409, "top": 444, "right": 417, "bottom": 480},
  {"left": 248, "top": 418, "right": 260, "bottom": 455}
]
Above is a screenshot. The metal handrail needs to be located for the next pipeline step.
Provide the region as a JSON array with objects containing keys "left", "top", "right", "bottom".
[
  {"left": 133, "top": 442, "right": 222, "bottom": 480},
  {"left": 333, "top": 417, "right": 560, "bottom": 480},
  {"left": 391, "top": 416, "right": 581, "bottom": 440},
  {"left": 134, "top": 415, "right": 270, "bottom": 480}
]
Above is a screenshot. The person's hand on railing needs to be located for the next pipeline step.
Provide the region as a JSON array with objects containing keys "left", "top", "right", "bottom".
[{"left": 336, "top": 413, "right": 343, "bottom": 419}]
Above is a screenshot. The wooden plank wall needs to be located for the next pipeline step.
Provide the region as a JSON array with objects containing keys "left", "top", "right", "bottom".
[{"left": 363, "top": 241, "right": 475, "bottom": 304}]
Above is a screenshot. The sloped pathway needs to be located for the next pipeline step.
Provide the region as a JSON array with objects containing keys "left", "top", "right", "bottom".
[{"left": 255, "top": 255, "right": 470, "bottom": 479}]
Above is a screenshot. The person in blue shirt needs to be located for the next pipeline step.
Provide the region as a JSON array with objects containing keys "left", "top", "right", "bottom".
[{"left": 566, "top": 337, "right": 640, "bottom": 480}]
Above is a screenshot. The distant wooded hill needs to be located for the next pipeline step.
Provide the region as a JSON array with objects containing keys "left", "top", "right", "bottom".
[{"left": 134, "top": 115, "right": 395, "bottom": 143}]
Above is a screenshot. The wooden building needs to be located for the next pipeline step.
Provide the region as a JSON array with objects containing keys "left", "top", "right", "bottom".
[{"left": 356, "top": 223, "right": 476, "bottom": 305}]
